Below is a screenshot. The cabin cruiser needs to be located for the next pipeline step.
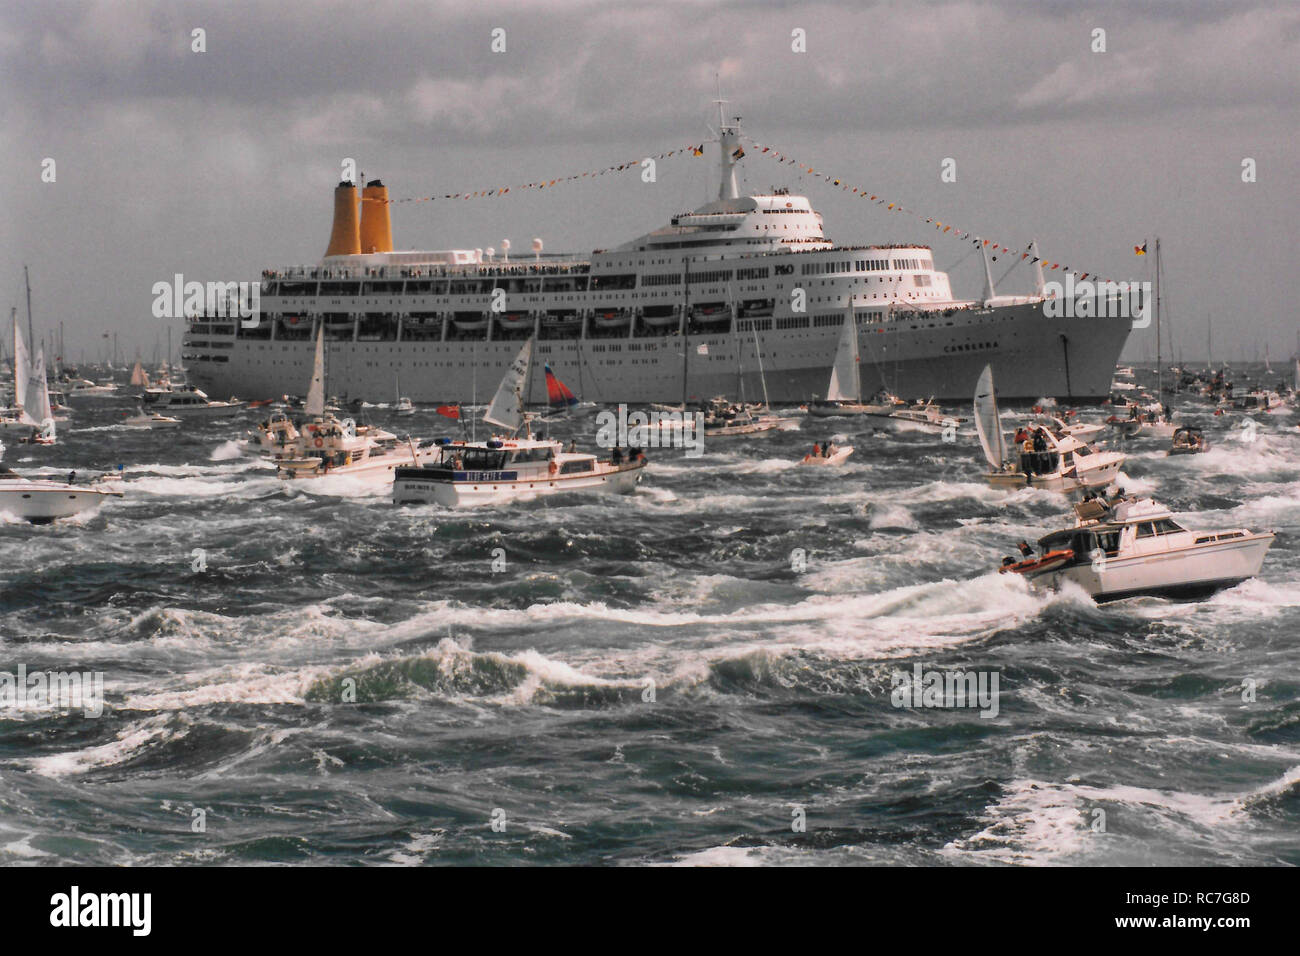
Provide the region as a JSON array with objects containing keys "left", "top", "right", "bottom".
[
  {"left": 392, "top": 337, "right": 646, "bottom": 506},
  {"left": 1235, "top": 389, "right": 1284, "bottom": 413},
  {"left": 999, "top": 494, "right": 1274, "bottom": 602},
  {"left": 1107, "top": 401, "right": 1176, "bottom": 439},
  {"left": 0, "top": 442, "right": 123, "bottom": 523},
  {"left": 123, "top": 407, "right": 182, "bottom": 429},
  {"left": 975, "top": 365, "right": 1125, "bottom": 494},
  {"left": 142, "top": 384, "right": 245, "bottom": 417},
  {"left": 392, "top": 433, "right": 646, "bottom": 506},
  {"left": 276, "top": 414, "right": 415, "bottom": 481},
  {"left": 1168, "top": 426, "right": 1208, "bottom": 456}
]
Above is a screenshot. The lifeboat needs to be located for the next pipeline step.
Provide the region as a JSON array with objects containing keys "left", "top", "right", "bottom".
[
  {"left": 593, "top": 308, "right": 634, "bottom": 329},
  {"left": 999, "top": 548, "right": 1074, "bottom": 576}
]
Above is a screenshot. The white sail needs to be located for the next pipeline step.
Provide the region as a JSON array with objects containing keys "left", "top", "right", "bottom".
[
  {"left": 304, "top": 327, "right": 326, "bottom": 416},
  {"left": 1294, "top": 357, "right": 1300, "bottom": 393},
  {"left": 130, "top": 359, "right": 150, "bottom": 387},
  {"left": 973, "top": 364, "right": 1006, "bottom": 470},
  {"left": 484, "top": 337, "right": 533, "bottom": 433},
  {"left": 825, "top": 312, "right": 860, "bottom": 402},
  {"left": 12, "top": 317, "right": 32, "bottom": 421}
]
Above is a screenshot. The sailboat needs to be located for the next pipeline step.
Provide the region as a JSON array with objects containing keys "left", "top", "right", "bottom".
[
  {"left": 24, "top": 348, "right": 57, "bottom": 444},
  {"left": 541, "top": 363, "right": 596, "bottom": 419},
  {"left": 808, "top": 309, "right": 875, "bottom": 417},
  {"left": 0, "top": 314, "right": 50, "bottom": 442},
  {"left": 275, "top": 327, "right": 412, "bottom": 482},
  {"left": 974, "top": 364, "right": 1125, "bottom": 494},
  {"left": 394, "top": 373, "right": 415, "bottom": 417},
  {"left": 392, "top": 336, "right": 646, "bottom": 506},
  {"left": 128, "top": 359, "right": 151, "bottom": 397}
]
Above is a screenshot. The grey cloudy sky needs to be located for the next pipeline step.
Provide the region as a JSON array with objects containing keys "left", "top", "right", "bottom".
[{"left": 2, "top": 0, "right": 1297, "bottom": 364}]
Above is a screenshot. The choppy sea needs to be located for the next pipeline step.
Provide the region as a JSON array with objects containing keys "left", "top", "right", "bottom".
[{"left": 2, "top": 366, "right": 1297, "bottom": 866}]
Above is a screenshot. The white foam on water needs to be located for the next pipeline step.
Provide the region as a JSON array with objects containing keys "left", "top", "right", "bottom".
[{"left": 23, "top": 715, "right": 174, "bottom": 778}]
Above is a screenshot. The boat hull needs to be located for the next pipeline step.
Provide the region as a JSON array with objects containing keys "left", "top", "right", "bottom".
[
  {"left": 1038, "top": 534, "right": 1274, "bottom": 602},
  {"left": 0, "top": 484, "right": 118, "bottom": 523},
  {"left": 188, "top": 303, "right": 1134, "bottom": 405},
  {"left": 393, "top": 460, "right": 646, "bottom": 506}
]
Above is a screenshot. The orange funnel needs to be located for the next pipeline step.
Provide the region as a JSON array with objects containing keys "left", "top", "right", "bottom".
[
  {"left": 324, "top": 181, "right": 361, "bottom": 257},
  {"left": 360, "top": 179, "right": 393, "bottom": 254}
]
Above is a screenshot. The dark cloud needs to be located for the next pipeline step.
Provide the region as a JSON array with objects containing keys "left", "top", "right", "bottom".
[{"left": 2, "top": 0, "right": 1297, "bottom": 361}]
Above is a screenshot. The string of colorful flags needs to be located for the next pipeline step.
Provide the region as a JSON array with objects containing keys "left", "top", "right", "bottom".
[
  {"left": 377, "top": 144, "right": 709, "bottom": 204},
  {"left": 741, "top": 136, "right": 1136, "bottom": 286},
  {"left": 372, "top": 135, "right": 1143, "bottom": 285}
]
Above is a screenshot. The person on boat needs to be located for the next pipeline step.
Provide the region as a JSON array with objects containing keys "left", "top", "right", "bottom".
[
  {"left": 1014, "top": 427, "right": 1028, "bottom": 445},
  {"left": 67, "top": 470, "right": 76, "bottom": 485},
  {"left": 1018, "top": 540, "right": 1034, "bottom": 558},
  {"left": 811, "top": 442, "right": 822, "bottom": 458},
  {"left": 611, "top": 447, "right": 623, "bottom": 465},
  {"left": 630, "top": 446, "right": 644, "bottom": 462},
  {"left": 566, "top": 439, "right": 577, "bottom": 453},
  {"left": 1032, "top": 429, "right": 1048, "bottom": 453}
]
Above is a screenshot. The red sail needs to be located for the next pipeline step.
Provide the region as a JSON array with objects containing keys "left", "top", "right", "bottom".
[
  {"left": 436, "top": 404, "right": 460, "bottom": 419},
  {"left": 544, "top": 364, "right": 578, "bottom": 409}
]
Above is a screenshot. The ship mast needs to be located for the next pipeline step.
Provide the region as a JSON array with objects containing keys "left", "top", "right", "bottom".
[{"left": 714, "top": 81, "right": 740, "bottom": 201}]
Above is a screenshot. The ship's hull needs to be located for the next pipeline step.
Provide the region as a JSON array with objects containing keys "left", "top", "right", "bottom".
[{"left": 188, "top": 303, "right": 1133, "bottom": 405}]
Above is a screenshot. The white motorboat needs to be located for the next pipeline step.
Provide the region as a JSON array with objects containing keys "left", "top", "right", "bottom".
[
  {"left": 798, "top": 443, "right": 854, "bottom": 466},
  {"left": 0, "top": 442, "right": 123, "bottom": 524},
  {"left": 123, "top": 407, "right": 182, "bottom": 429},
  {"left": 1031, "top": 413, "right": 1105, "bottom": 443},
  {"left": 999, "top": 495, "right": 1274, "bottom": 602},
  {"left": 142, "top": 384, "right": 245, "bottom": 417},
  {"left": 975, "top": 364, "right": 1125, "bottom": 494},
  {"left": 392, "top": 337, "right": 646, "bottom": 506},
  {"left": 873, "top": 398, "right": 967, "bottom": 434},
  {"left": 1107, "top": 403, "right": 1177, "bottom": 440}
]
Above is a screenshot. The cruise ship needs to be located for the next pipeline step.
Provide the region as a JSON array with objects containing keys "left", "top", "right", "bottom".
[{"left": 185, "top": 117, "right": 1133, "bottom": 405}]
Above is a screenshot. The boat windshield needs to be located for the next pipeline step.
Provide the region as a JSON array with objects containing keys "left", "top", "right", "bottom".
[{"left": 440, "top": 447, "right": 508, "bottom": 470}]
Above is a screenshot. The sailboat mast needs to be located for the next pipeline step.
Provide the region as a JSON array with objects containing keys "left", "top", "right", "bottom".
[
  {"left": 1154, "top": 237, "right": 1162, "bottom": 399},
  {"left": 24, "top": 266, "right": 34, "bottom": 354}
]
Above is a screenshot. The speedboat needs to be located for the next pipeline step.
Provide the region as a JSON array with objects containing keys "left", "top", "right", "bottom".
[
  {"left": 999, "top": 494, "right": 1274, "bottom": 602},
  {"left": 0, "top": 442, "right": 123, "bottom": 524},
  {"left": 798, "top": 443, "right": 854, "bottom": 466},
  {"left": 975, "top": 365, "right": 1125, "bottom": 495},
  {"left": 1168, "top": 426, "right": 1208, "bottom": 456},
  {"left": 395, "top": 396, "right": 416, "bottom": 417}
]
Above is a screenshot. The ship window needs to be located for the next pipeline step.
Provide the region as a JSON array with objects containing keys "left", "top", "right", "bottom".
[
  {"left": 1152, "top": 519, "right": 1185, "bottom": 535},
  {"left": 1136, "top": 523, "right": 1158, "bottom": 538}
]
